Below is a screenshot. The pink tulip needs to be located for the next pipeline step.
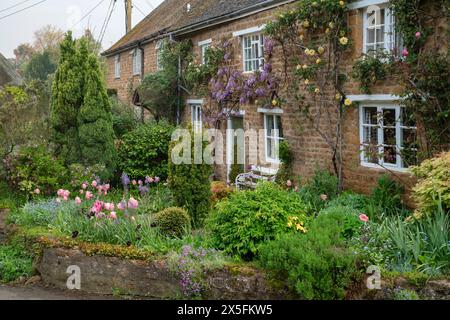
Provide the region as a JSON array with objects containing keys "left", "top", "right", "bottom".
[
  {"left": 402, "top": 48, "right": 409, "bottom": 57},
  {"left": 117, "top": 201, "right": 126, "bottom": 211},
  {"left": 85, "top": 191, "right": 93, "bottom": 200},
  {"left": 57, "top": 189, "right": 64, "bottom": 197},
  {"left": 148, "top": 177, "right": 154, "bottom": 183},
  {"left": 34, "top": 188, "right": 40, "bottom": 195},
  {"left": 132, "top": 180, "right": 137, "bottom": 186},
  {"left": 81, "top": 183, "right": 88, "bottom": 190},
  {"left": 128, "top": 197, "right": 139, "bottom": 210},
  {"left": 154, "top": 177, "right": 160, "bottom": 183},
  {"left": 138, "top": 180, "right": 143, "bottom": 186},
  {"left": 110, "top": 212, "right": 117, "bottom": 220},
  {"left": 75, "top": 197, "right": 82, "bottom": 205},
  {"left": 359, "top": 214, "right": 369, "bottom": 223},
  {"left": 63, "top": 196, "right": 68, "bottom": 201},
  {"left": 286, "top": 180, "right": 292, "bottom": 187},
  {"left": 91, "top": 180, "right": 98, "bottom": 187},
  {"left": 415, "top": 32, "right": 421, "bottom": 39}
]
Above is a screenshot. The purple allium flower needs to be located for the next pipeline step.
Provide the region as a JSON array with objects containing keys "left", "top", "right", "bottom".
[{"left": 121, "top": 172, "right": 130, "bottom": 187}]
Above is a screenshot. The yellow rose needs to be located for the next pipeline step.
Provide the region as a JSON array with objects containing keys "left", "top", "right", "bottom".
[
  {"left": 344, "top": 98, "right": 352, "bottom": 106},
  {"left": 272, "top": 99, "right": 278, "bottom": 106},
  {"left": 339, "top": 37, "right": 349, "bottom": 45},
  {"left": 335, "top": 93, "right": 341, "bottom": 100},
  {"left": 316, "top": 58, "right": 322, "bottom": 64},
  {"left": 339, "top": 1, "right": 345, "bottom": 7},
  {"left": 304, "top": 79, "right": 310, "bottom": 85}
]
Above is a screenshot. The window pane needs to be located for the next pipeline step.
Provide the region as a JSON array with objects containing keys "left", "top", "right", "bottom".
[
  {"left": 363, "top": 126, "right": 378, "bottom": 144},
  {"left": 383, "top": 128, "right": 396, "bottom": 145},
  {"left": 376, "top": 26, "right": 385, "bottom": 43},
  {"left": 276, "top": 115, "right": 283, "bottom": 138},
  {"left": 383, "top": 146, "right": 397, "bottom": 164},
  {"left": 382, "top": 109, "right": 396, "bottom": 127},
  {"left": 367, "top": 28, "right": 375, "bottom": 43},
  {"left": 363, "top": 107, "right": 378, "bottom": 125},
  {"left": 400, "top": 108, "right": 415, "bottom": 127},
  {"left": 266, "top": 115, "right": 274, "bottom": 134},
  {"left": 363, "top": 144, "right": 379, "bottom": 164}
]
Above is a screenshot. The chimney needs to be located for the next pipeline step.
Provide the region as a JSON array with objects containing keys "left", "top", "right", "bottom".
[{"left": 125, "top": 0, "right": 132, "bottom": 34}]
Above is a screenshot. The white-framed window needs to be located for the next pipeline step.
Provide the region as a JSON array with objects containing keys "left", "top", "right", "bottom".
[
  {"left": 198, "top": 39, "right": 212, "bottom": 65},
  {"left": 363, "top": 3, "right": 401, "bottom": 54},
  {"left": 360, "top": 104, "right": 418, "bottom": 171},
  {"left": 114, "top": 54, "right": 121, "bottom": 78},
  {"left": 132, "top": 48, "right": 142, "bottom": 75},
  {"left": 264, "top": 113, "right": 284, "bottom": 163},
  {"left": 242, "top": 33, "right": 265, "bottom": 73},
  {"left": 156, "top": 40, "right": 164, "bottom": 71},
  {"left": 190, "top": 103, "right": 202, "bottom": 133}
]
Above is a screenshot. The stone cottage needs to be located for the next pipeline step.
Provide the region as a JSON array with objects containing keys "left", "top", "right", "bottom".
[{"left": 103, "top": 0, "right": 440, "bottom": 194}]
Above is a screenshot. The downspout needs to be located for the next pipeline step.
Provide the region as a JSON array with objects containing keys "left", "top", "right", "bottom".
[
  {"left": 169, "top": 33, "right": 181, "bottom": 125},
  {"left": 138, "top": 43, "right": 145, "bottom": 123}
]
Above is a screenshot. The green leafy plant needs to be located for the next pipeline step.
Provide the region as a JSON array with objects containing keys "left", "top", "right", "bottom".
[
  {"left": 319, "top": 205, "right": 363, "bottom": 240},
  {"left": 8, "top": 145, "right": 68, "bottom": 196},
  {"left": 118, "top": 120, "right": 175, "bottom": 180},
  {"left": 207, "top": 182, "right": 308, "bottom": 259},
  {"left": 352, "top": 50, "right": 391, "bottom": 94},
  {"left": 210, "top": 181, "right": 233, "bottom": 205},
  {"left": 110, "top": 96, "right": 139, "bottom": 139},
  {"left": 410, "top": 151, "right": 449, "bottom": 218},
  {"left": 0, "top": 239, "right": 35, "bottom": 283},
  {"left": 168, "top": 129, "right": 212, "bottom": 229},
  {"left": 155, "top": 207, "right": 191, "bottom": 238},
  {"left": 258, "top": 209, "right": 361, "bottom": 299},
  {"left": 298, "top": 169, "right": 339, "bottom": 214},
  {"left": 366, "top": 175, "right": 406, "bottom": 220},
  {"left": 136, "top": 185, "right": 175, "bottom": 215}
]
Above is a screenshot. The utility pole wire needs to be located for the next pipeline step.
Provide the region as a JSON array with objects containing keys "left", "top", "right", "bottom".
[
  {"left": 0, "top": 0, "right": 48, "bottom": 21},
  {"left": 99, "top": 0, "right": 117, "bottom": 44},
  {"left": 0, "top": 0, "right": 35, "bottom": 14},
  {"left": 97, "top": 0, "right": 115, "bottom": 42},
  {"left": 132, "top": 1, "right": 147, "bottom": 17}
]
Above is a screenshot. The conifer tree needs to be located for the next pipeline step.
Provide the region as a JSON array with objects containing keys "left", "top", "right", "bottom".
[
  {"left": 50, "top": 32, "right": 85, "bottom": 164},
  {"left": 78, "top": 53, "right": 116, "bottom": 178}
]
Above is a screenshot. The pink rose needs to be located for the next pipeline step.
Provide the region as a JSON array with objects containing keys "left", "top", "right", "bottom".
[
  {"left": 359, "top": 214, "right": 369, "bottom": 223},
  {"left": 75, "top": 197, "right": 82, "bottom": 205},
  {"left": 91, "top": 180, "right": 98, "bottom": 188}
]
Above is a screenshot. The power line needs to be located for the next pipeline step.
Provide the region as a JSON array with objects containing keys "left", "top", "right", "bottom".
[
  {"left": 0, "top": 0, "right": 48, "bottom": 21},
  {"left": 98, "top": 0, "right": 117, "bottom": 44},
  {"left": 0, "top": 0, "right": 35, "bottom": 14},
  {"left": 97, "top": 0, "right": 115, "bottom": 42},
  {"left": 70, "top": 0, "right": 108, "bottom": 30},
  {"left": 132, "top": 2, "right": 147, "bottom": 17}
]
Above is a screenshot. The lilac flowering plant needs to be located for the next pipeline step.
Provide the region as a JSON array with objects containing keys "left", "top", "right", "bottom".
[{"left": 168, "top": 245, "right": 227, "bottom": 298}]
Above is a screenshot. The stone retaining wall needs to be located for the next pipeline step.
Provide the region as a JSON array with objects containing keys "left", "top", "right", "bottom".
[{"left": 37, "top": 247, "right": 290, "bottom": 299}]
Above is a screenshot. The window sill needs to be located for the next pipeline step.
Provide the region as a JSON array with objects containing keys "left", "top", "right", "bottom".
[{"left": 360, "top": 162, "right": 411, "bottom": 173}]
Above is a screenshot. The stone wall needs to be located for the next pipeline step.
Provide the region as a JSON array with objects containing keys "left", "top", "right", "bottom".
[{"left": 37, "top": 247, "right": 289, "bottom": 299}]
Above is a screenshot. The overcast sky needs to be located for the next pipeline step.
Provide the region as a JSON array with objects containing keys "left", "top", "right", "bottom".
[{"left": 0, "top": 0, "right": 165, "bottom": 58}]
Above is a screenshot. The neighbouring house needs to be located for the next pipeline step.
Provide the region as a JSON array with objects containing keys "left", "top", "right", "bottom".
[
  {"left": 103, "top": 0, "right": 446, "bottom": 195},
  {"left": 0, "top": 53, "right": 22, "bottom": 86}
]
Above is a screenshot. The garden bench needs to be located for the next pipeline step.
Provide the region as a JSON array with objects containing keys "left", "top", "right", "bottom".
[{"left": 235, "top": 166, "right": 277, "bottom": 191}]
